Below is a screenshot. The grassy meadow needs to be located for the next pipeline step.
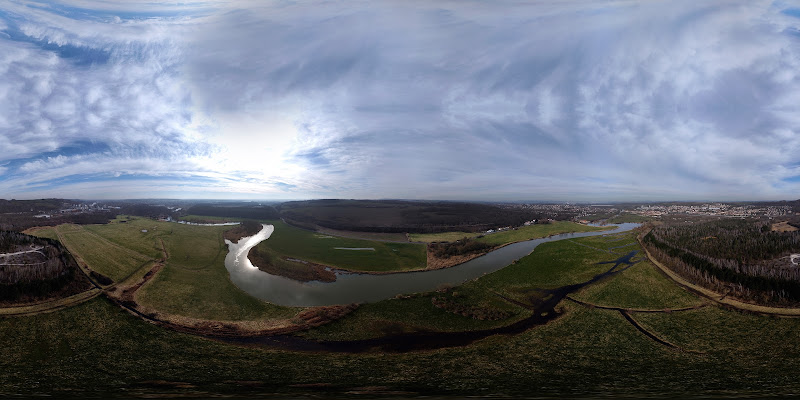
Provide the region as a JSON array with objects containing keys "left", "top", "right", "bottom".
[
  {"left": 5, "top": 224, "right": 800, "bottom": 397},
  {"left": 253, "top": 220, "right": 426, "bottom": 272},
  {"left": 28, "top": 217, "right": 293, "bottom": 321},
  {"left": 475, "top": 221, "right": 612, "bottom": 246}
]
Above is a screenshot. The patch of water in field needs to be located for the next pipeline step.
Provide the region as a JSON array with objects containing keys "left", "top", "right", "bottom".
[{"left": 224, "top": 223, "right": 640, "bottom": 307}]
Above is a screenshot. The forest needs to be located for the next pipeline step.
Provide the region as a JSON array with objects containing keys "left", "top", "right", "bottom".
[
  {"left": 278, "top": 199, "right": 545, "bottom": 233},
  {"left": 643, "top": 218, "right": 800, "bottom": 304},
  {"left": 186, "top": 204, "right": 281, "bottom": 220},
  {"left": 0, "top": 231, "right": 91, "bottom": 302}
]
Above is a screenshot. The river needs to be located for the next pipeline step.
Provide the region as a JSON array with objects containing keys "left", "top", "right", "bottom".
[{"left": 224, "top": 223, "right": 640, "bottom": 307}]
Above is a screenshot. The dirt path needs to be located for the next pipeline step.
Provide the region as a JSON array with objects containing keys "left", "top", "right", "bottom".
[
  {"left": 566, "top": 296, "right": 708, "bottom": 314},
  {"left": 618, "top": 310, "right": 703, "bottom": 354},
  {"left": 637, "top": 230, "right": 800, "bottom": 317},
  {"left": 565, "top": 296, "right": 707, "bottom": 353},
  {"left": 0, "top": 288, "right": 102, "bottom": 317}
]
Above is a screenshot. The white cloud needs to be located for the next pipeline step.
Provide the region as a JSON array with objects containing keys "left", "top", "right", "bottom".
[{"left": 0, "top": 0, "right": 798, "bottom": 201}]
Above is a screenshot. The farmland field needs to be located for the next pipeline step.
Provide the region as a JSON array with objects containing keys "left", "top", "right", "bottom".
[
  {"left": 474, "top": 221, "right": 612, "bottom": 246},
  {"left": 6, "top": 222, "right": 800, "bottom": 398},
  {"left": 252, "top": 220, "right": 427, "bottom": 272}
]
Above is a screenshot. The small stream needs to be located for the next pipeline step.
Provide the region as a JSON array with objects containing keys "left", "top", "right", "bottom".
[{"left": 224, "top": 223, "right": 639, "bottom": 307}]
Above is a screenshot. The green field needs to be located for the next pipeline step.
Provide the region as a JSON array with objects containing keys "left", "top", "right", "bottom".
[
  {"left": 54, "top": 224, "right": 154, "bottom": 282},
  {"left": 408, "top": 231, "right": 480, "bottom": 243},
  {"left": 29, "top": 217, "right": 293, "bottom": 321},
  {"left": 254, "top": 220, "right": 426, "bottom": 272},
  {"left": 5, "top": 227, "right": 800, "bottom": 397},
  {"left": 136, "top": 220, "right": 293, "bottom": 320},
  {"left": 475, "top": 221, "right": 612, "bottom": 246}
]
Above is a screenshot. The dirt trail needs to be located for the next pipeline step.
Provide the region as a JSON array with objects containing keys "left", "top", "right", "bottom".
[
  {"left": 0, "top": 288, "right": 102, "bottom": 317},
  {"left": 637, "top": 230, "right": 800, "bottom": 317},
  {"left": 566, "top": 296, "right": 708, "bottom": 314},
  {"left": 618, "top": 310, "right": 703, "bottom": 354}
]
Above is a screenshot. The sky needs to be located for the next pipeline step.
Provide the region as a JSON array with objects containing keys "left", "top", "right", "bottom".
[{"left": 0, "top": 0, "right": 799, "bottom": 202}]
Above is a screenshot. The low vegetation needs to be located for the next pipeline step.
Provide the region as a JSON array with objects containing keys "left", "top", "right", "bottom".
[
  {"left": 6, "top": 216, "right": 800, "bottom": 397},
  {"left": 222, "top": 220, "right": 263, "bottom": 243},
  {"left": 475, "top": 221, "right": 612, "bottom": 246},
  {"left": 250, "top": 220, "right": 426, "bottom": 273},
  {"left": 428, "top": 237, "right": 494, "bottom": 259}
]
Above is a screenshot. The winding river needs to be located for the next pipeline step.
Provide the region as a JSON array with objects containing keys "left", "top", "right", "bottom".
[{"left": 224, "top": 223, "right": 640, "bottom": 307}]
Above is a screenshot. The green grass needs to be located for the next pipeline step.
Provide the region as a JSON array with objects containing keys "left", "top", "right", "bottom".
[
  {"left": 409, "top": 231, "right": 479, "bottom": 243},
  {"left": 475, "top": 221, "right": 612, "bottom": 246},
  {"left": 39, "top": 217, "right": 290, "bottom": 321},
  {"left": 5, "top": 295, "right": 800, "bottom": 397},
  {"left": 55, "top": 224, "right": 153, "bottom": 282},
  {"left": 567, "top": 234, "right": 703, "bottom": 309},
  {"left": 304, "top": 233, "right": 659, "bottom": 341},
  {"left": 25, "top": 226, "right": 60, "bottom": 241},
  {"left": 255, "top": 220, "right": 426, "bottom": 272},
  {"left": 131, "top": 220, "right": 293, "bottom": 321},
  {"left": 7, "top": 223, "right": 800, "bottom": 397},
  {"left": 83, "top": 217, "right": 165, "bottom": 259}
]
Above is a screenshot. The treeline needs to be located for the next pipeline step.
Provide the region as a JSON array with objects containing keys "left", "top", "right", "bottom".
[
  {"left": 279, "top": 200, "right": 545, "bottom": 233},
  {"left": 0, "top": 212, "right": 115, "bottom": 232},
  {"left": 651, "top": 219, "right": 800, "bottom": 263},
  {"left": 429, "top": 238, "right": 494, "bottom": 259},
  {"left": 644, "top": 219, "right": 800, "bottom": 304},
  {"left": 186, "top": 205, "right": 280, "bottom": 220},
  {"left": 0, "top": 199, "right": 63, "bottom": 213}
]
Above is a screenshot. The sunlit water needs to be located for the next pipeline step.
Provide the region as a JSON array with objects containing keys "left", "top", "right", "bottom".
[{"left": 224, "top": 223, "right": 640, "bottom": 307}]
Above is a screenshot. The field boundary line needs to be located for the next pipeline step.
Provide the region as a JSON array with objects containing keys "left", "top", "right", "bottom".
[{"left": 566, "top": 296, "right": 708, "bottom": 314}]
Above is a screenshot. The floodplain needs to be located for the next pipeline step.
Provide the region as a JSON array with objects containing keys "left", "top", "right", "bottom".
[{"left": 4, "top": 214, "right": 800, "bottom": 398}]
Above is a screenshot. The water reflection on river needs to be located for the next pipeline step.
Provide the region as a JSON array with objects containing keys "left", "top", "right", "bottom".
[{"left": 224, "top": 223, "right": 640, "bottom": 307}]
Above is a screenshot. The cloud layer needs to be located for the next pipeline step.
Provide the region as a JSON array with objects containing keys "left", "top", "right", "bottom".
[{"left": 1, "top": 0, "right": 799, "bottom": 201}]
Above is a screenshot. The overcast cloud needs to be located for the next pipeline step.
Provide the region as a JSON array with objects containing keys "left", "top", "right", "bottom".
[{"left": 0, "top": 0, "right": 799, "bottom": 201}]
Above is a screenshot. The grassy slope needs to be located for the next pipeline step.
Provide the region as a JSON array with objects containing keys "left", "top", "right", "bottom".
[
  {"left": 134, "top": 220, "right": 293, "bottom": 321},
  {"left": 83, "top": 217, "right": 165, "bottom": 259},
  {"left": 3, "top": 287, "right": 800, "bottom": 397},
  {"left": 569, "top": 233, "right": 702, "bottom": 309},
  {"left": 55, "top": 224, "right": 153, "bottom": 282},
  {"left": 27, "top": 217, "right": 290, "bottom": 321},
  {"left": 23, "top": 226, "right": 60, "bottom": 241},
  {"left": 3, "top": 225, "right": 800, "bottom": 397},
  {"left": 254, "top": 220, "right": 426, "bottom": 272}
]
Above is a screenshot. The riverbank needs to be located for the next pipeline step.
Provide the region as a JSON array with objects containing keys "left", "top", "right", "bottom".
[{"left": 247, "top": 222, "right": 620, "bottom": 281}]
